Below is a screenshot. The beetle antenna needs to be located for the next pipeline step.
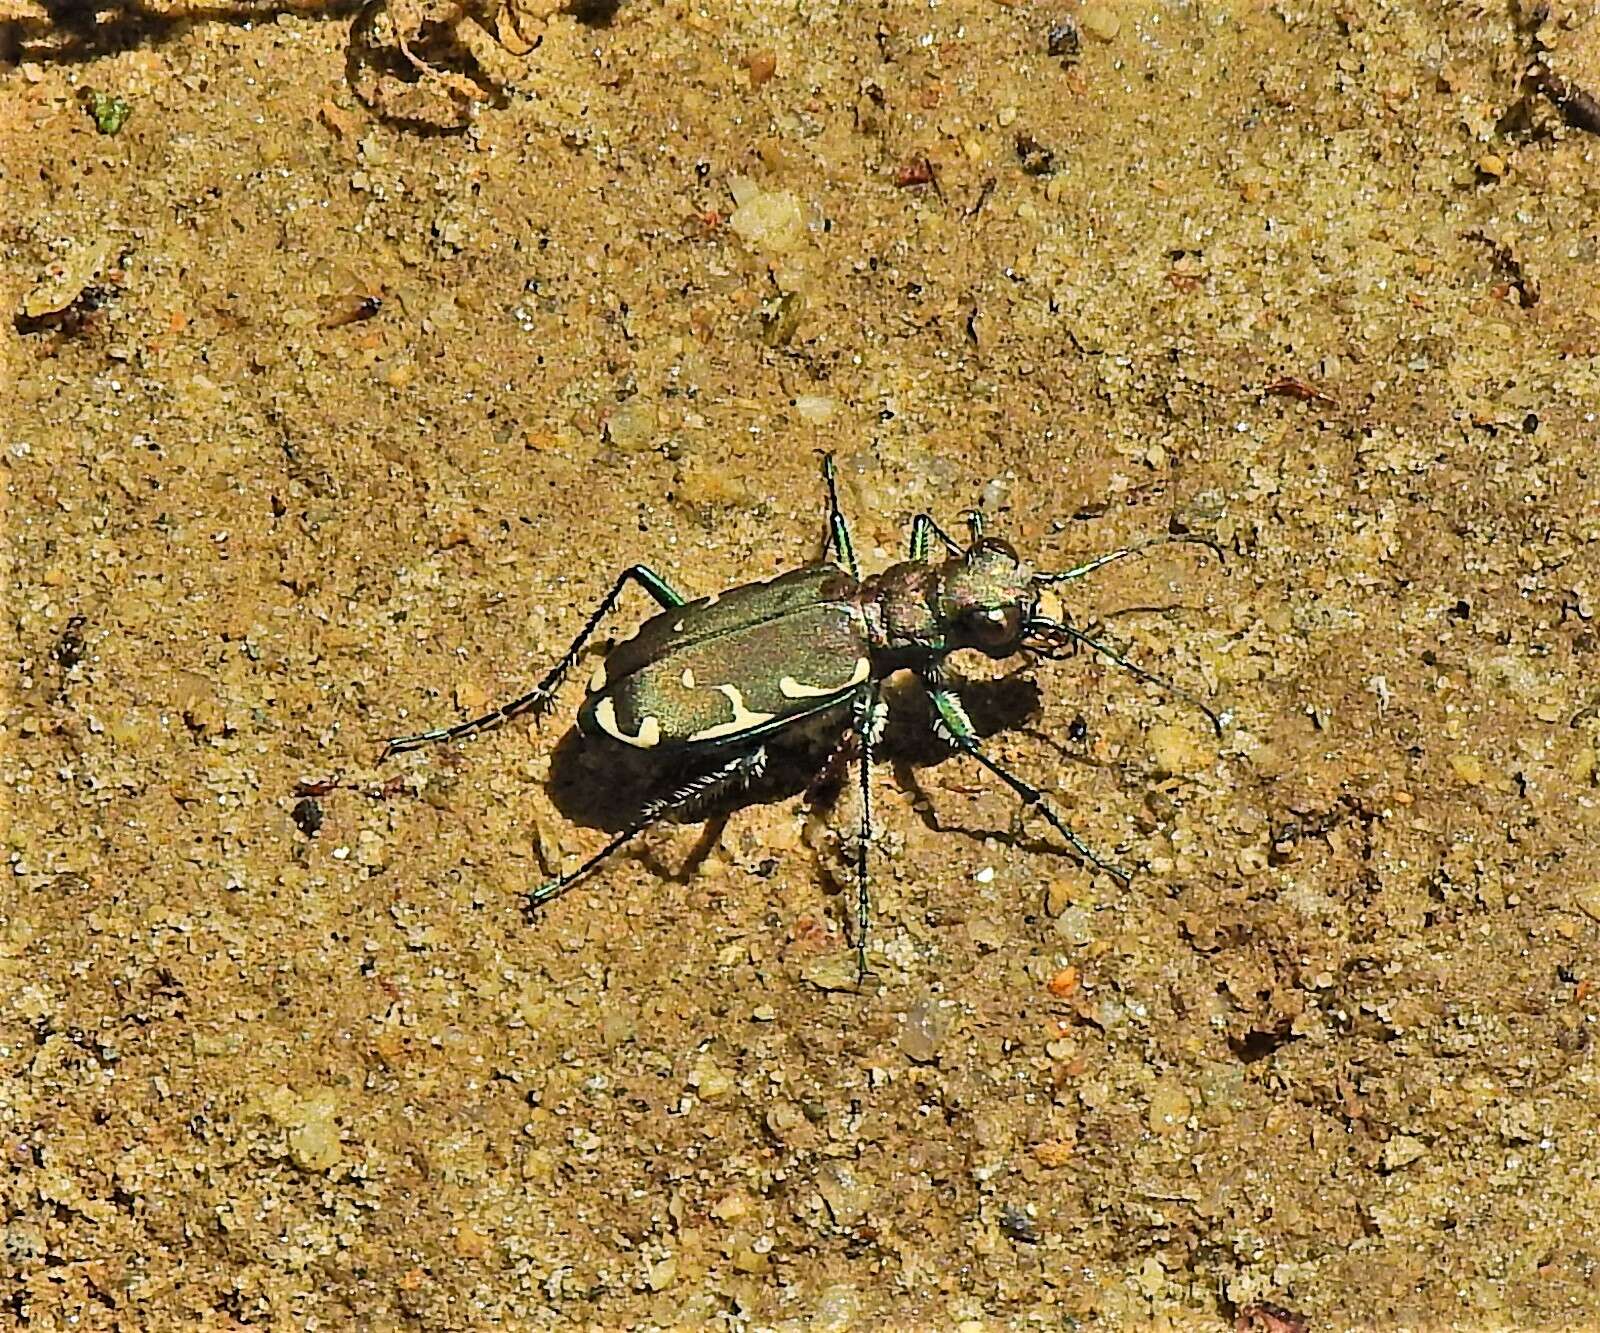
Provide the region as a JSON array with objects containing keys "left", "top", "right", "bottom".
[
  {"left": 1033, "top": 618, "right": 1224, "bottom": 738},
  {"left": 1039, "top": 534, "right": 1225, "bottom": 584}
]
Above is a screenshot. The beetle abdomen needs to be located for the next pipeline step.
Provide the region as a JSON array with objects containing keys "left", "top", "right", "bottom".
[{"left": 578, "top": 566, "right": 870, "bottom": 751}]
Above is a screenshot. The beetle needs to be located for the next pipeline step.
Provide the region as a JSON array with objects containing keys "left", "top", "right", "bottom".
[{"left": 382, "top": 456, "right": 1223, "bottom": 979}]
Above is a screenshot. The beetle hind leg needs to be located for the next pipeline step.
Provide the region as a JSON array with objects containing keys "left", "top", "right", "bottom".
[
  {"left": 526, "top": 746, "right": 768, "bottom": 916},
  {"left": 383, "top": 564, "right": 686, "bottom": 758}
]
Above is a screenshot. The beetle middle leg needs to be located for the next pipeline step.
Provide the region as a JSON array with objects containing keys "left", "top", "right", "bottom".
[
  {"left": 801, "top": 725, "right": 860, "bottom": 807},
  {"left": 527, "top": 744, "right": 768, "bottom": 913},
  {"left": 845, "top": 683, "right": 885, "bottom": 982},
  {"left": 383, "top": 564, "right": 686, "bottom": 758},
  {"left": 924, "top": 674, "right": 1131, "bottom": 885}
]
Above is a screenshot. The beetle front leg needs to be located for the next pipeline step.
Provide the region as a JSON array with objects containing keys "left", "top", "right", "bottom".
[
  {"left": 382, "top": 564, "right": 687, "bottom": 758},
  {"left": 923, "top": 677, "right": 1131, "bottom": 886}
]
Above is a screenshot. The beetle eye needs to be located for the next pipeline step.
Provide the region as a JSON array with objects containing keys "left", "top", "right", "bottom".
[{"left": 965, "top": 605, "right": 1023, "bottom": 648}]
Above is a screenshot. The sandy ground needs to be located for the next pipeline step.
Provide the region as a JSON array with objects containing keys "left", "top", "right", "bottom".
[{"left": 4, "top": 0, "right": 1600, "bottom": 1328}]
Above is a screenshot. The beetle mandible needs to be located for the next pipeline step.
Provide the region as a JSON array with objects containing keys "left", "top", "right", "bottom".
[{"left": 382, "top": 455, "right": 1224, "bottom": 980}]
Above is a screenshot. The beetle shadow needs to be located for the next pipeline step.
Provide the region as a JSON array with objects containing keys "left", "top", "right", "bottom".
[
  {"left": 542, "top": 671, "right": 1077, "bottom": 844},
  {"left": 543, "top": 724, "right": 832, "bottom": 836},
  {"left": 2, "top": 0, "right": 364, "bottom": 66},
  {"left": 882, "top": 674, "right": 1126, "bottom": 855}
]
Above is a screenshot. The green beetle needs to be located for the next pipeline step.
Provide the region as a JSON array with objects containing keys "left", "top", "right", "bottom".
[{"left": 383, "top": 456, "right": 1223, "bottom": 979}]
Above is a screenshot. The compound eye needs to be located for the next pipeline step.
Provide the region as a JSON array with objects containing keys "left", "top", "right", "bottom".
[{"left": 965, "top": 605, "right": 1024, "bottom": 649}]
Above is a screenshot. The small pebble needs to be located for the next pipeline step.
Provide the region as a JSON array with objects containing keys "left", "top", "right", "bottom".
[
  {"left": 287, "top": 1091, "right": 342, "bottom": 1172},
  {"left": 1031, "top": 1137, "right": 1074, "bottom": 1168},
  {"left": 690, "top": 1054, "right": 732, "bottom": 1100},
  {"left": 900, "top": 995, "right": 952, "bottom": 1064},
  {"left": 21, "top": 240, "right": 111, "bottom": 320},
  {"left": 766, "top": 1101, "right": 805, "bottom": 1139},
  {"left": 1236, "top": 846, "right": 1269, "bottom": 876},
  {"left": 793, "top": 393, "right": 837, "bottom": 423},
  {"left": 816, "top": 1160, "right": 869, "bottom": 1226},
  {"left": 999, "top": 1203, "right": 1040, "bottom": 1244},
  {"left": 1079, "top": 2, "right": 1121, "bottom": 41},
  {"left": 604, "top": 400, "right": 658, "bottom": 452},
  {"left": 730, "top": 189, "right": 806, "bottom": 254},
  {"left": 802, "top": 951, "right": 861, "bottom": 992},
  {"left": 1148, "top": 722, "right": 1207, "bottom": 776},
  {"left": 746, "top": 49, "right": 777, "bottom": 87},
  {"left": 712, "top": 1191, "right": 749, "bottom": 1221},
  {"left": 1046, "top": 966, "right": 1079, "bottom": 998},
  {"left": 291, "top": 797, "right": 323, "bottom": 838},
  {"left": 1044, "top": 875, "right": 1083, "bottom": 917},
  {"left": 1147, "top": 1081, "right": 1192, "bottom": 1135},
  {"left": 1383, "top": 1134, "right": 1428, "bottom": 1171},
  {"left": 1047, "top": 16, "right": 1081, "bottom": 60}
]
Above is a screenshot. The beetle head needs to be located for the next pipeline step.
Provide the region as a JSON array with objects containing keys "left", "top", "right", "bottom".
[{"left": 938, "top": 538, "right": 1040, "bottom": 658}]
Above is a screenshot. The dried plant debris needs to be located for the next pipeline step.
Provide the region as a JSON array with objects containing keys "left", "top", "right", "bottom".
[
  {"left": 15, "top": 240, "right": 121, "bottom": 337},
  {"left": 346, "top": 0, "right": 592, "bottom": 130},
  {"left": 1525, "top": 10, "right": 1600, "bottom": 134},
  {"left": 1463, "top": 228, "right": 1541, "bottom": 308}
]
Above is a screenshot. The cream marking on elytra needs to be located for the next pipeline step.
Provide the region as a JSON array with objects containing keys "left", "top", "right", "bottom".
[
  {"left": 588, "top": 661, "right": 608, "bottom": 694},
  {"left": 595, "top": 696, "right": 661, "bottom": 749},
  {"left": 688, "top": 683, "right": 774, "bottom": 742},
  {"left": 778, "top": 656, "right": 872, "bottom": 700},
  {"left": 672, "top": 620, "right": 686, "bottom": 633},
  {"left": 680, "top": 666, "right": 697, "bottom": 689}
]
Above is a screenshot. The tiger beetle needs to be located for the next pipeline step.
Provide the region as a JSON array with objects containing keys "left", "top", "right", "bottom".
[{"left": 382, "top": 456, "right": 1224, "bottom": 982}]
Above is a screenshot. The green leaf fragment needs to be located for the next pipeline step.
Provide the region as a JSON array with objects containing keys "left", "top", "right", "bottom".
[{"left": 88, "top": 92, "right": 131, "bottom": 136}]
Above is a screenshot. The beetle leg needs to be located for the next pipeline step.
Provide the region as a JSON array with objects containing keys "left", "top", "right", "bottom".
[
  {"left": 821, "top": 454, "right": 860, "bottom": 579},
  {"left": 910, "top": 512, "right": 964, "bottom": 562},
  {"left": 383, "top": 564, "right": 686, "bottom": 758},
  {"left": 924, "top": 679, "right": 1131, "bottom": 886},
  {"left": 847, "top": 683, "right": 885, "bottom": 982},
  {"left": 526, "top": 746, "right": 768, "bottom": 912},
  {"left": 802, "top": 726, "right": 861, "bottom": 807}
]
